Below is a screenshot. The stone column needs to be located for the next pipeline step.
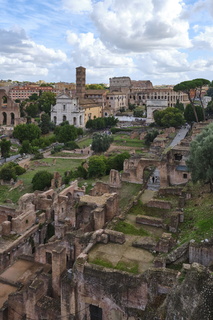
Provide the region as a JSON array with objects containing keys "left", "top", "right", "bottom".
[{"left": 52, "top": 246, "right": 67, "bottom": 297}]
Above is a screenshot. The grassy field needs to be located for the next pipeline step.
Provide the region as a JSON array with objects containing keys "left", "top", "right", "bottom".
[
  {"left": 113, "top": 133, "right": 144, "bottom": 148},
  {"left": 0, "top": 158, "right": 81, "bottom": 205}
]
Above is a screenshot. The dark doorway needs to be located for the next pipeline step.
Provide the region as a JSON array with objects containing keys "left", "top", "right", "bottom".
[{"left": 89, "top": 305, "right": 102, "bottom": 320}]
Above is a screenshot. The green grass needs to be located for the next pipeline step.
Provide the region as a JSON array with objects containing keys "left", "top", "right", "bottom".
[
  {"left": 178, "top": 183, "right": 213, "bottom": 243},
  {"left": 119, "top": 182, "right": 142, "bottom": 210},
  {"left": 0, "top": 158, "right": 82, "bottom": 205},
  {"left": 114, "top": 220, "right": 149, "bottom": 236},
  {"left": 128, "top": 200, "right": 168, "bottom": 218},
  {"left": 113, "top": 135, "right": 144, "bottom": 148},
  {"left": 91, "top": 258, "right": 139, "bottom": 274},
  {"left": 77, "top": 137, "right": 92, "bottom": 148}
]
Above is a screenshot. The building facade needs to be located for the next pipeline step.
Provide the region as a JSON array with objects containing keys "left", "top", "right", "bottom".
[
  {"left": 0, "top": 89, "right": 20, "bottom": 126},
  {"left": 51, "top": 93, "right": 84, "bottom": 127}
]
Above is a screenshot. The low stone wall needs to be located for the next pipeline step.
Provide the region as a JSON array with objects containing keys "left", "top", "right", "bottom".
[
  {"left": 136, "top": 215, "right": 163, "bottom": 227},
  {"left": 189, "top": 242, "right": 213, "bottom": 267},
  {"left": 158, "top": 187, "right": 183, "bottom": 196},
  {"left": 146, "top": 200, "right": 172, "bottom": 210}
]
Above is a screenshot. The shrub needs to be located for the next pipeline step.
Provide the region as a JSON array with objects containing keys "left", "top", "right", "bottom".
[
  {"left": 0, "top": 162, "right": 17, "bottom": 181},
  {"left": 32, "top": 170, "right": 53, "bottom": 191},
  {"left": 64, "top": 141, "right": 79, "bottom": 150}
]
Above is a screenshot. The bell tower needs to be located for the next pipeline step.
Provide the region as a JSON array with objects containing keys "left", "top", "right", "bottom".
[{"left": 76, "top": 66, "right": 86, "bottom": 98}]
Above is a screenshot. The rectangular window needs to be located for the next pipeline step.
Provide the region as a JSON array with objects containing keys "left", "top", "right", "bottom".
[
  {"left": 89, "top": 305, "right": 102, "bottom": 320},
  {"left": 183, "top": 173, "right": 188, "bottom": 179}
]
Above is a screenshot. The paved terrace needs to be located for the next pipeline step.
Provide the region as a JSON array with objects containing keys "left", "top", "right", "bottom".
[{"left": 88, "top": 235, "right": 154, "bottom": 274}]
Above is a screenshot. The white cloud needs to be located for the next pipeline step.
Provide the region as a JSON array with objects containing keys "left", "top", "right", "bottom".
[
  {"left": 193, "top": 26, "right": 213, "bottom": 49},
  {"left": 0, "top": 28, "right": 68, "bottom": 80},
  {"left": 91, "top": 0, "right": 191, "bottom": 52},
  {"left": 61, "top": 0, "right": 92, "bottom": 13},
  {"left": 66, "top": 31, "right": 135, "bottom": 68}
]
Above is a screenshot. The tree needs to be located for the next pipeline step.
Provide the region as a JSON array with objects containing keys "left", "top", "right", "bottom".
[
  {"left": 187, "top": 122, "right": 213, "bottom": 192},
  {"left": 28, "top": 93, "right": 39, "bottom": 101},
  {"left": 0, "top": 163, "right": 17, "bottom": 181},
  {"left": 106, "top": 152, "right": 130, "bottom": 173},
  {"left": 144, "top": 129, "right": 159, "bottom": 146},
  {"left": 206, "top": 87, "right": 213, "bottom": 98},
  {"left": 54, "top": 124, "right": 78, "bottom": 143},
  {"left": 174, "top": 99, "right": 184, "bottom": 113},
  {"left": 13, "top": 124, "right": 41, "bottom": 142},
  {"left": 205, "top": 100, "right": 213, "bottom": 118},
  {"left": 153, "top": 107, "right": 185, "bottom": 128},
  {"left": 0, "top": 139, "right": 11, "bottom": 159},
  {"left": 38, "top": 92, "right": 56, "bottom": 114},
  {"left": 88, "top": 156, "right": 107, "bottom": 178},
  {"left": 20, "top": 140, "right": 32, "bottom": 154},
  {"left": 184, "top": 104, "right": 204, "bottom": 123},
  {"left": 174, "top": 80, "right": 199, "bottom": 122},
  {"left": 32, "top": 170, "right": 53, "bottom": 191},
  {"left": 25, "top": 103, "right": 39, "bottom": 118},
  {"left": 0, "top": 162, "right": 25, "bottom": 181},
  {"left": 91, "top": 133, "right": 113, "bottom": 153},
  {"left": 40, "top": 113, "right": 51, "bottom": 134},
  {"left": 193, "top": 78, "right": 210, "bottom": 119},
  {"left": 174, "top": 79, "right": 210, "bottom": 122}
]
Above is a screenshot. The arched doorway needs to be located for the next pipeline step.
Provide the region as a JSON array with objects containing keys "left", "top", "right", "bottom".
[
  {"left": 10, "top": 113, "right": 15, "bottom": 125},
  {"left": 2, "top": 112, "right": 7, "bottom": 125},
  {"left": 73, "top": 117, "right": 76, "bottom": 125},
  {"left": 54, "top": 116, "right": 57, "bottom": 124},
  {"left": 2, "top": 96, "right": 7, "bottom": 104},
  {"left": 63, "top": 115, "right": 67, "bottom": 122}
]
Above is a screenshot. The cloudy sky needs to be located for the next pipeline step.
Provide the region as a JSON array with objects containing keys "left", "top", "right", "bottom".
[{"left": 0, "top": 0, "right": 213, "bottom": 85}]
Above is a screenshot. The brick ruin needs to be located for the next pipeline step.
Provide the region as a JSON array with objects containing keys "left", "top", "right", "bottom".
[{"left": 0, "top": 124, "right": 213, "bottom": 319}]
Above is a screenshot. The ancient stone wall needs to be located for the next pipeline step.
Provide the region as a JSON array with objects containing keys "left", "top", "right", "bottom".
[{"left": 189, "top": 243, "right": 213, "bottom": 266}]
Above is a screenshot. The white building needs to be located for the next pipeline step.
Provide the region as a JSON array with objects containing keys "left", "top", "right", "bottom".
[{"left": 51, "top": 93, "right": 85, "bottom": 128}]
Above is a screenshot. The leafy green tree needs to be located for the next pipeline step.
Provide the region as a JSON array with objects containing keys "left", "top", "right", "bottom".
[
  {"left": 0, "top": 139, "right": 11, "bottom": 159},
  {"left": 174, "top": 99, "right": 184, "bottom": 113},
  {"left": 28, "top": 93, "right": 39, "bottom": 101},
  {"left": 205, "top": 101, "right": 213, "bottom": 118},
  {"left": 174, "top": 80, "right": 199, "bottom": 122},
  {"left": 187, "top": 122, "right": 213, "bottom": 192},
  {"left": 86, "top": 84, "right": 106, "bottom": 90},
  {"left": 91, "top": 133, "right": 113, "bottom": 153},
  {"left": 0, "top": 164, "right": 16, "bottom": 181},
  {"left": 128, "top": 103, "right": 136, "bottom": 111},
  {"left": 154, "top": 107, "right": 185, "bottom": 128},
  {"left": 144, "top": 129, "right": 159, "bottom": 146},
  {"left": 55, "top": 124, "right": 78, "bottom": 143},
  {"left": 25, "top": 103, "right": 39, "bottom": 118},
  {"left": 206, "top": 87, "right": 213, "bottom": 98},
  {"left": 13, "top": 124, "right": 41, "bottom": 142},
  {"left": 133, "top": 109, "right": 143, "bottom": 117},
  {"left": 20, "top": 140, "right": 32, "bottom": 154},
  {"left": 174, "top": 79, "right": 210, "bottom": 122},
  {"left": 184, "top": 104, "right": 204, "bottom": 123},
  {"left": 40, "top": 113, "right": 51, "bottom": 134},
  {"left": 38, "top": 92, "right": 56, "bottom": 114},
  {"left": 88, "top": 156, "right": 107, "bottom": 178},
  {"left": 32, "top": 170, "right": 53, "bottom": 191},
  {"left": 0, "top": 162, "right": 24, "bottom": 181},
  {"left": 106, "top": 152, "right": 130, "bottom": 173},
  {"left": 86, "top": 116, "right": 118, "bottom": 130}
]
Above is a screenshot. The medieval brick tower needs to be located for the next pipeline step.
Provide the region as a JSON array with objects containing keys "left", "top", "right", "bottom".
[{"left": 76, "top": 66, "right": 86, "bottom": 98}]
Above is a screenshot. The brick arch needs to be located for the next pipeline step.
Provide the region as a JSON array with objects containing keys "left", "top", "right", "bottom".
[{"left": 123, "top": 157, "right": 168, "bottom": 187}]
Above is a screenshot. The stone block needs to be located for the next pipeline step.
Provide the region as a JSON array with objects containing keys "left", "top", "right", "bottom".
[
  {"left": 136, "top": 215, "right": 163, "bottom": 228},
  {"left": 2, "top": 221, "right": 11, "bottom": 236},
  {"left": 132, "top": 236, "right": 157, "bottom": 251},
  {"left": 105, "top": 229, "right": 125, "bottom": 244}
]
